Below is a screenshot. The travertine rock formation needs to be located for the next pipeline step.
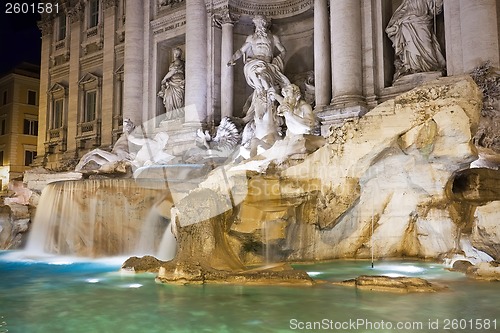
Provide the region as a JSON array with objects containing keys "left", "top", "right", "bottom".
[{"left": 164, "top": 76, "right": 495, "bottom": 269}]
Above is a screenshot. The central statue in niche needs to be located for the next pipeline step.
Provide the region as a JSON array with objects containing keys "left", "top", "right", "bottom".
[{"left": 228, "top": 14, "right": 291, "bottom": 156}]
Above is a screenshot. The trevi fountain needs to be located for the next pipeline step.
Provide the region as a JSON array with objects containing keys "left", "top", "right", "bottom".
[{"left": 1, "top": 0, "right": 500, "bottom": 332}]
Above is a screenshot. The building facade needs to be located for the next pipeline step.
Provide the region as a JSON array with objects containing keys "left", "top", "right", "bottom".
[
  {"left": 0, "top": 64, "right": 40, "bottom": 189},
  {"left": 36, "top": 0, "right": 500, "bottom": 169}
]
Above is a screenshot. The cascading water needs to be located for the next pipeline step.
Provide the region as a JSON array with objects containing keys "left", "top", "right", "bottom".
[{"left": 25, "top": 179, "right": 171, "bottom": 258}]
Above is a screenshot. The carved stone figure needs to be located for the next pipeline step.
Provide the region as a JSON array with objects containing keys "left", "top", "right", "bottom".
[
  {"left": 128, "top": 131, "right": 175, "bottom": 168},
  {"left": 228, "top": 15, "right": 290, "bottom": 156},
  {"left": 75, "top": 118, "right": 135, "bottom": 172},
  {"left": 271, "top": 84, "right": 315, "bottom": 136},
  {"left": 386, "top": 0, "right": 446, "bottom": 82},
  {"left": 195, "top": 117, "right": 243, "bottom": 151},
  {"left": 228, "top": 15, "right": 289, "bottom": 94},
  {"left": 158, "top": 47, "right": 185, "bottom": 120}
]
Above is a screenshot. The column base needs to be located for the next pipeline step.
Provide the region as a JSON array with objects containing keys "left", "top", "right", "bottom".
[{"left": 316, "top": 104, "right": 368, "bottom": 137}]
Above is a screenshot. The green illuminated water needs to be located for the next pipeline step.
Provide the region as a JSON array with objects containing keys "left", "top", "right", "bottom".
[{"left": 0, "top": 252, "right": 498, "bottom": 333}]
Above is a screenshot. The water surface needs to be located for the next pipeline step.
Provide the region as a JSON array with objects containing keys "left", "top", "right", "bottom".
[{"left": 1, "top": 252, "right": 498, "bottom": 333}]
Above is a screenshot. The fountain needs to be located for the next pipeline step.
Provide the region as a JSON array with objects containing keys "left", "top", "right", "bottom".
[
  {"left": 1, "top": 5, "right": 500, "bottom": 332},
  {"left": 7, "top": 18, "right": 499, "bottom": 286}
]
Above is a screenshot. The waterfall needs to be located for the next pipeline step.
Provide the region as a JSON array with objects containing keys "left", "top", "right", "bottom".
[
  {"left": 157, "top": 209, "right": 177, "bottom": 260},
  {"left": 25, "top": 179, "right": 168, "bottom": 258}
]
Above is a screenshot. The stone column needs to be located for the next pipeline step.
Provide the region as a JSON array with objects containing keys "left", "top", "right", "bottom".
[
  {"left": 123, "top": 0, "right": 144, "bottom": 125},
  {"left": 329, "top": 0, "right": 365, "bottom": 109},
  {"left": 459, "top": 0, "right": 499, "bottom": 72},
  {"left": 36, "top": 19, "right": 52, "bottom": 159},
  {"left": 184, "top": 0, "right": 208, "bottom": 124},
  {"left": 219, "top": 9, "right": 237, "bottom": 119},
  {"left": 67, "top": 6, "right": 83, "bottom": 153},
  {"left": 101, "top": 1, "right": 117, "bottom": 147},
  {"left": 314, "top": 0, "right": 331, "bottom": 108}
]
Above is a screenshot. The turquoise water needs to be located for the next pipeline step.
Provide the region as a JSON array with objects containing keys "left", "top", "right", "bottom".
[{"left": 1, "top": 252, "right": 499, "bottom": 333}]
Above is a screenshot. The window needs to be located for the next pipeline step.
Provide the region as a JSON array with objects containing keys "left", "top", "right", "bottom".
[
  {"left": 84, "top": 90, "right": 97, "bottom": 122},
  {"left": 0, "top": 151, "right": 3, "bottom": 166},
  {"left": 89, "top": 0, "right": 99, "bottom": 28},
  {"left": 53, "top": 98, "right": 64, "bottom": 129},
  {"left": 24, "top": 119, "right": 38, "bottom": 136},
  {"left": 2, "top": 91, "right": 7, "bottom": 105},
  {"left": 0, "top": 119, "right": 6, "bottom": 135},
  {"left": 27, "top": 90, "right": 37, "bottom": 105},
  {"left": 57, "top": 15, "right": 66, "bottom": 41},
  {"left": 24, "top": 150, "right": 37, "bottom": 166}
]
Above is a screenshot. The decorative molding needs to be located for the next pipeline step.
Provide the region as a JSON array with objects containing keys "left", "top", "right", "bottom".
[
  {"left": 102, "top": 0, "right": 117, "bottom": 10},
  {"left": 151, "top": 11, "right": 186, "bottom": 36},
  {"left": 47, "top": 82, "right": 68, "bottom": 95},
  {"left": 78, "top": 72, "right": 102, "bottom": 87},
  {"left": 228, "top": 0, "right": 313, "bottom": 19},
  {"left": 68, "top": 1, "right": 84, "bottom": 23},
  {"left": 213, "top": 7, "right": 239, "bottom": 27},
  {"left": 158, "top": 0, "right": 185, "bottom": 8},
  {"left": 38, "top": 19, "right": 53, "bottom": 36}
]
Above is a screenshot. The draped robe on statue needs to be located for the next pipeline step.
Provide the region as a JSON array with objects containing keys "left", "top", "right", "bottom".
[{"left": 386, "top": 0, "right": 446, "bottom": 81}]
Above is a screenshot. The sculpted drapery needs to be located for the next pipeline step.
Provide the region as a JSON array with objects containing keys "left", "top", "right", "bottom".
[
  {"left": 158, "top": 47, "right": 185, "bottom": 120},
  {"left": 386, "top": 0, "right": 446, "bottom": 82}
]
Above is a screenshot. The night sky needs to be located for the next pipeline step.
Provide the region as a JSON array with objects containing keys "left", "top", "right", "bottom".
[{"left": 0, "top": 0, "right": 42, "bottom": 75}]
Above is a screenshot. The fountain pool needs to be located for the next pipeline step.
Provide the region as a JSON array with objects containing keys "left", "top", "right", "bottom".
[{"left": 1, "top": 252, "right": 498, "bottom": 333}]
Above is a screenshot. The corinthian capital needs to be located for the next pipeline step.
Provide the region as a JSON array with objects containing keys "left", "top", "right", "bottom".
[
  {"left": 213, "top": 7, "right": 239, "bottom": 27},
  {"left": 37, "top": 18, "right": 53, "bottom": 36},
  {"left": 68, "top": 1, "right": 84, "bottom": 23}
]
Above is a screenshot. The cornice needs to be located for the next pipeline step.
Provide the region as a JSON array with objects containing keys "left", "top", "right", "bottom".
[
  {"left": 228, "top": 0, "right": 313, "bottom": 19},
  {"left": 151, "top": 11, "right": 186, "bottom": 36}
]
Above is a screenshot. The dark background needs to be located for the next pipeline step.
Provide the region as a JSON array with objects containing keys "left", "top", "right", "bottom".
[{"left": 0, "top": 0, "right": 42, "bottom": 75}]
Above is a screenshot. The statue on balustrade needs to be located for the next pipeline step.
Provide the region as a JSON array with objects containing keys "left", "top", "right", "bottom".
[
  {"left": 75, "top": 118, "right": 174, "bottom": 174},
  {"left": 228, "top": 14, "right": 290, "bottom": 156},
  {"left": 386, "top": 0, "right": 446, "bottom": 82},
  {"left": 75, "top": 118, "right": 135, "bottom": 173},
  {"left": 158, "top": 47, "right": 185, "bottom": 121}
]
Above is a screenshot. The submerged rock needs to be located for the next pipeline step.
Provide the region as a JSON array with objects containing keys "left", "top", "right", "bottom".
[
  {"left": 121, "top": 255, "right": 168, "bottom": 273},
  {"left": 334, "top": 275, "right": 446, "bottom": 293},
  {"left": 156, "top": 261, "right": 313, "bottom": 286}
]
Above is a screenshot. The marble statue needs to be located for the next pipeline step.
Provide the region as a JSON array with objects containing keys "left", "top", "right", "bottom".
[
  {"left": 158, "top": 47, "right": 185, "bottom": 120},
  {"left": 127, "top": 131, "right": 175, "bottom": 168},
  {"left": 386, "top": 0, "right": 446, "bottom": 82},
  {"left": 75, "top": 118, "right": 135, "bottom": 172},
  {"left": 228, "top": 14, "right": 290, "bottom": 156},
  {"left": 270, "top": 84, "right": 315, "bottom": 135},
  {"left": 227, "top": 15, "right": 289, "bottom": 94},
  {"left": 195, "top": 117, "right": 243, "bottom": 151}
]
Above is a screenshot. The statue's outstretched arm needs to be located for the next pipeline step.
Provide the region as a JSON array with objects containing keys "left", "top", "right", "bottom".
[
  {"left": 227, "top": 38, "right": 251, "bottom": 66},
  {"left": 274, "top": 35, "right": 287, "bottom": 59}
]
